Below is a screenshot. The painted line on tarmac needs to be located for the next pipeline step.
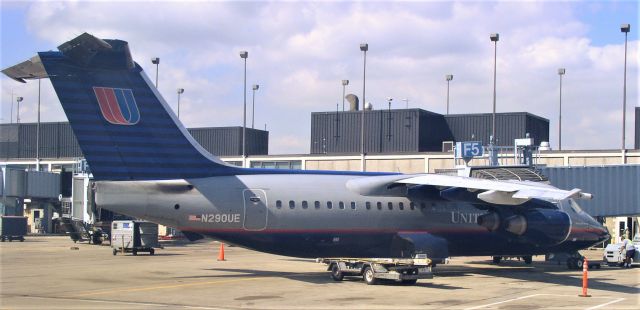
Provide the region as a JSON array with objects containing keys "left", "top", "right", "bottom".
[
  {"left": 464, "top": 294, "right": 624, "bottom": 310},
  {"left": 464, "top": 294, "right": 544, "bottom": 310},
  {"left": 584, "top": 298, "right": 626, "bottom": 310},
  {"left": 8, "top": 295, "right": 228, "bottom": 309},
  {"left": 69, "top": 277, "right": 264, "bottom": 297}
]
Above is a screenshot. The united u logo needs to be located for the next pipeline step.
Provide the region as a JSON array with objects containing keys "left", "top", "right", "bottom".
[{"left": 93, "top": 87, "right": 140, "bottom": 125}]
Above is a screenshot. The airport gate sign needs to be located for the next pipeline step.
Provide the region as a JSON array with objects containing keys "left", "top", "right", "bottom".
[{"left": 455, "top": 141, "right": 483, "bottom": 158}]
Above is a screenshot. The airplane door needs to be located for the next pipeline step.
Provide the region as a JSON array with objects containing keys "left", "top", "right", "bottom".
[{"left": 243, "top": 189, "right": 268, "bottom": 231}]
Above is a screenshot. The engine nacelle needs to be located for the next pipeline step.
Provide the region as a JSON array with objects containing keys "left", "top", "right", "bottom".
[{"left": 479, "top": 209, "right": 571, "bottom": 245}]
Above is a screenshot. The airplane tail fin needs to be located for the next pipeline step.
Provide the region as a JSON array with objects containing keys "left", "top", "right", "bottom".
[{"left": 2, "top": 33, "right": 240, "bottom": 181}]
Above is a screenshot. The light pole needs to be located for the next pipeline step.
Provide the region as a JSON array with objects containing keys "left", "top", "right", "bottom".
[
  {"left": 402, "top": 98, "right": 409, "bottom": 109},
  {"left": 16, "top": 96, "right": 23, "bottom": 124},
  {"left": 387, "top": 97, "right": 393, "bottom": 140},
  {"left": 341, "top": 80, "right": 349, "bottom": 111},
  {"left": 151, "top": 57, "right": 160, "bottom": 88},
  {"left": 36, "top": 78, "right": 41, "bottom": 170},
  {"left": 446, "top": 74, "right": 453, "bottom": 114},
  {"left": 558, "top": 68, "right": 565, "bottom": 150},
  {"left": 240, "top": 51, "right": 248, "bottom": 163},
  {"left": 252, "top": 84, "right": 259, "bottom": 129},
  {"left": 490, "top": 33, "right": 499, "bottom": 145},
  {"left": 360, "top": 43, "right": 368, "bottom": 171},
  {"left": 176, "top": 88, "right": 184, "bottom": 119},
  {"left": 10, "top": 89, "right": 14, "bottom": 124},
  {"left": 621, "top": 23, "right": 630, "bottom": 150}
]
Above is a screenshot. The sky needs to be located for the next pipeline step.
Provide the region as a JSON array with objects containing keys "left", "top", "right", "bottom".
[{"left": 1, "top": 0, "right": 638, "bottom": 154}]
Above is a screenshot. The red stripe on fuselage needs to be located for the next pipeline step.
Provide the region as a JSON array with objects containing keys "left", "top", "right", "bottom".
[{"left": 177, "top": 227, "right": 490, "bottom": 234}]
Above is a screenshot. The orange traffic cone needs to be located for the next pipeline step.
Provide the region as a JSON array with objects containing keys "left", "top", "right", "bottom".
[
  {"left": 579, "top": 257, "right": 591, "bottom": 297},
  {"left": 217, "top": 242, "right": 226, "bottom": 261}
]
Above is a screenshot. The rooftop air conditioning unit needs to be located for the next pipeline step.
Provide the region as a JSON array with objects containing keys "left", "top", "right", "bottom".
[{"left": 442, "top": 141, "right": 454, "bottom": 153}]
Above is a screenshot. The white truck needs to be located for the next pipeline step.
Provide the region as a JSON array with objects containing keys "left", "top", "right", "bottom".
[{"left": 603, "top": 236, "right": 639, "bottom": 267}]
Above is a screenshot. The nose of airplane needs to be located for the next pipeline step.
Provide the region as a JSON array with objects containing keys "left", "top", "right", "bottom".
[{"left": 598, "top": 225, "right": 611, "bottom": 243}]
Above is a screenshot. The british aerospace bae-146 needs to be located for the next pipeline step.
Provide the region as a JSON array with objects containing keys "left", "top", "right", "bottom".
[{"left": 3, "top": 33, "right": 609, "bottom": 266}]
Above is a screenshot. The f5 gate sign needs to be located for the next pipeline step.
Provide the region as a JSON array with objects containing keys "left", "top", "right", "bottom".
[{"left": 455, "top": 141, "right": 483, "bottom": 158}]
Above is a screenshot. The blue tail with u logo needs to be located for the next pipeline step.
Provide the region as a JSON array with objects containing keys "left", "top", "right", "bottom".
[{"left": 3, "top": 33, "right": 239, "bottom": 181}]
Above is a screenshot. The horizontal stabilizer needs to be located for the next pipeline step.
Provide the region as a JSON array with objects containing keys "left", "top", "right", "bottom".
[{"left": 1, "top": 56, "right": 47, "bottom": 82}]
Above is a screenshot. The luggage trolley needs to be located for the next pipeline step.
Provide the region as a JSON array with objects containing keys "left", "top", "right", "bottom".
[{"left": 111, "top": 220, "right": 159, "bottom": 255}]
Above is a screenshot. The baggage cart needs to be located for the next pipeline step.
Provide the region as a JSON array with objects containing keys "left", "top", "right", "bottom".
[
  {"left": 111, "top": 220, "right": 159, "bottom": 255},
  {"left": 320, "top": 254, "right": 433, "bottom": 285}
]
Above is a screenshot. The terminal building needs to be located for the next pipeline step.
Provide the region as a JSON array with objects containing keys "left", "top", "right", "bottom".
[{"left": 311, "top": 109, "right": 549, "bottom": 154}]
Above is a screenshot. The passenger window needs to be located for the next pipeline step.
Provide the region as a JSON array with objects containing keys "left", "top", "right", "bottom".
[
  {"left": 350, "top": 202, "right": 356, "bottom": 210},
  {"left": 327, "top": 201, "right": 333, "bottom": 209},
  {"left": 366, "top": 202, "right": 371, "bottom": 210},
  {"left": 302, "top": 201, "right": 308, "bottom": 209},
  {"left": 388, "top": 202, "right": 393, "bottom": 210},
  {"left": 399, "top": 202, "right": 404, "bottom": 210},
  {"left": 339, "top": 202, "right": 345, "bottom": 209},
  {"left": 276, "top": 200, "right": 282, "bottom": 209},
  {"left": 409, "top": 202, "right": 415, "bottom": 210},
  {"left": 377, "top": 202, "right": 382, "bottom": 210},
  {"left": 314, "top": 201, "right": 320, "bottom": 209},
  {"left": 289, "top": 200, "right": 295, "bottom": 209}
]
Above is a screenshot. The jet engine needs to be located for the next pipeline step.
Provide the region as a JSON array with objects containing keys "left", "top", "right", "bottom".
[{"left": 478, "top": 209, "right": 571, "bottom": 245}]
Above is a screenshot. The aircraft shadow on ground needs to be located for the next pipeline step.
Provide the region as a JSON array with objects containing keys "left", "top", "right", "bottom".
[
  {"left": 453, "top": 260, "right": 638, "bottom": 295},
  {"left": 174, "top": 267, "right": 465, "bottom": 289},
  {"left": 170, "top": 261, "right": 637, "bottom": 293}
]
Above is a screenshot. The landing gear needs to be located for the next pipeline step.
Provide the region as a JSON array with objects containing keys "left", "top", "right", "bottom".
[
  {"left": 330, "top": 264, "right": 344, "bottom": 281},
  {"left": 523, "top": 256, "right": 533, "bottom": 264},
  {"left": 492, "top": 256, "right": 502, "bottom": 264},
  {"left": 567, "top": 257, "right": 584, "bottom": 270}
]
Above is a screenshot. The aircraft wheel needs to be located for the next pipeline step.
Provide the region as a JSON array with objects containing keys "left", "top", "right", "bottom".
[
  {"left": 363, "top": 266, "right": 377, "bottom": 285},
  {"left": 492, "top": 256, "right": 502, "bottom": 264},
  {"left": 150, "top": 248, "right": 155, "bottom": 255},
  {"left": 523, "top": 256, "right": 533, "bottom": 264},
  {"left": 132, "top": 249, "right": 138, "bottom": 256},
  {"left": 113, "top": 249, "right": 117, "bottom": 256},
  {"left": 330, "top": 264, "right": 344, "bottom": 281},
  {"left": 576, "top": 258, "right": 584, "bottom": 269},
  {"left": 567, "top": 258, "right": 576, "bottom": 269}
]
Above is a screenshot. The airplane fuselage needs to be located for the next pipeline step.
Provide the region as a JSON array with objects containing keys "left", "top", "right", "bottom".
[{"left": 96, "top": 173, "right": 608, "bottom": 259}]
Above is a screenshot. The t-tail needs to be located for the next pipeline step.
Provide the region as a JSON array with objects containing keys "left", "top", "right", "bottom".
[{"left": 2, "top": 33, "right": 240, "bottom": 181}]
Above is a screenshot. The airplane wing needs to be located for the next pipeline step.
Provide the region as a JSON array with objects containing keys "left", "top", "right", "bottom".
[{"left": 346, "top": 173, "right": 592, "bottom": 206}]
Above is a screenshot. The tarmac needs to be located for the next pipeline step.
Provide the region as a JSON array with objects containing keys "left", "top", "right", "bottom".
[{"left": 1, "top": 236, "right": 638, "bottom": 309}]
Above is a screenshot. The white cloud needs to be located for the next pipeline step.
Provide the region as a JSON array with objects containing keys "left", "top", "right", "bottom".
[{"left": 2, "top": 1, "right": 637, "bottom": 152}]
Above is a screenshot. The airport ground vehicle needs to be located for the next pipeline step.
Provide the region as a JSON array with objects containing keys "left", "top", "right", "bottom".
[
  {"left": 321, "top": 255, "right": 432, "bottom": 285},
  {"left": 603, "top": 241, "right": 639, "bottom": 267},
  {"left": 0, "top": 216, "right": 27, "bottom": 242},
  {"left": 111, "top": 221, "right": 159, "bottom": 256}
]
